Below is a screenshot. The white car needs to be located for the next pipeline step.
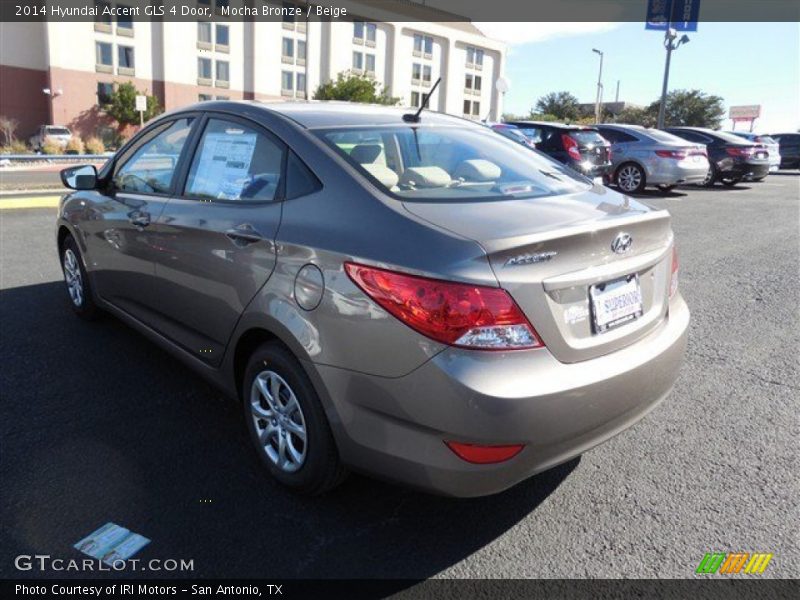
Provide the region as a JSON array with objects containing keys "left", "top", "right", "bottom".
[
  {"left": 30, "top": 125, "right": 72, "bottom": 152},
  {"left": 728, "top": 132, "right": 781, "bottom": 177}
]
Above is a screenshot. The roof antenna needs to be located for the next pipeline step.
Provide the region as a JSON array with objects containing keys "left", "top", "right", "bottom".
[{"left": 403, "top": 77, "right": 442, "bottom": 123}]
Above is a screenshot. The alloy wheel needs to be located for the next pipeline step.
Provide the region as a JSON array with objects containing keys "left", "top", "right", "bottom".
[
  {"left": 63, "top": 248, "right": 84, "bottom": 307},
  {"left": 249, "top": 370, "right": 308, "bottom": 473},
  {"left": 617, "top": 165, "right": 642, "bottom": 193}
]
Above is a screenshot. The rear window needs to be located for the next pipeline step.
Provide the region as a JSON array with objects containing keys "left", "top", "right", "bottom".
[
  {"left": 317, "top": 125, "right": 590, "bottom": 202},
  {"left": 46, "top": 127, "right": 70, "bottom": 135},
  {"left": 711, "top": 130, "right": 754, "bottom": 145},
  {"left": 756, "top": 136, "right": 776, "bottom": 144},
  {"left": 567, "top": 130, "right": 607, "bottom": 146},
  {"left": 645, "top": 129, "right": 687, "bottom": 143}
]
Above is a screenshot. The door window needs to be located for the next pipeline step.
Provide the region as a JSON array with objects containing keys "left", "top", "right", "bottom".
[
  {"left": 184, "top": 118, "right": 285, "bottom": 202},
  {"left": 115, "top": 118, "right": 195, "bottom": 194}
]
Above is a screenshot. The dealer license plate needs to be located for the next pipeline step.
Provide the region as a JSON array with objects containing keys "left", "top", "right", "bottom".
[{"left": 590, "top": 275, "right": 643, "bottom": 333}]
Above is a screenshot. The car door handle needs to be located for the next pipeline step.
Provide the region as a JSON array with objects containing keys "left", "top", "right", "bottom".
[
  {"left": 225, "top": 225, "right": 263, "bottom": 245},
  {"left": 129, "top": 211, "right": 150, "bottom": 227}
]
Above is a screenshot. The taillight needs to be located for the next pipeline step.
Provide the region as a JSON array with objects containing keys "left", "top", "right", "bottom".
[
  {"left": 669, "top": 245, "right": 679, "bottom": 298},
  {"left": 689, "top": 146, "right": 708, "bottom": 157},
  {"left": 726, "top": 146, "right": 754, "bottom": 158},
  {"left": 344, "top": 262, "right": 544, "bottom": 350},
  {"left": 655, "top": 149, "right": 688, "bottom": 160},
  {"left": 561, "top": 134, "right": 582, "bottom": 161},
  {"left": 445, "top": 441, "right": 525, "bottom": 464}
]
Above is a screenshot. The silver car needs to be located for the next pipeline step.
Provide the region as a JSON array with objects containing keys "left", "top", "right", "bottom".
[
  {"left": 596, "top": 124, "right": 710, "bottom": 194},
  {"left": 56, "top": 102, "right": 689, "bottom": 497},
  {"left": 728, "top": 132, "right": 781, "bottom": 178}
]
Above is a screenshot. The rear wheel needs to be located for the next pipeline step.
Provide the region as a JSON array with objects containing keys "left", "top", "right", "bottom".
[
  {"left": 616, "top": 163, "right": 646, "bottom": 194},
  {"left": 720, "top": 176, "right": 742, "bottom": 187},
  {"left": 701, "top": 163, "right": 718, "bottom": 187},
  {"left": 751, "top": 176, "right": 767, "bottom": 182},
  {"left": 60, "top": 235, "right": 99, "bottom": 320},
  {"left": 656, "top": 184, "right": 676, "bottom": 194},
  {"left": 243, "top": 341, "right": 347, "bottom": 495}
]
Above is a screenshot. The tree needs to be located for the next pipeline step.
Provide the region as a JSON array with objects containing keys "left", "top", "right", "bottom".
[
  {"left": 534, "top": 91, "right": 580, "bottom": 121},
  {"left": 647, "top": 89, "right": 725, "bottom": 129},
  {"left": 0, "top": 115, "right": 19, "bottom": 145},
  {"left": 614, "top": 105, "right": 657, "bottom": 127},
  {"left": 103, "top": 82, "right": 161, "bottom": 127},
  {"left": 313, "top": 72, "right": 400, "bottom": 105}
]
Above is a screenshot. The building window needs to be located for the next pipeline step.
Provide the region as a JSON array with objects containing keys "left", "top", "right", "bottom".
[
  {"left": 282, "top": 37, "right": 294, "bottom": 60},
  {"left": 282, "top": 1, "right": 295, "bottom": 25},
  {"left": 216, "top": 95, "right": 229, "bottom": 100},
  {"left": 198, "top": 22, "right": 212, "bottom": 45},
  {"left": 414, "top": 34, "right": 433, "bottom": 57},
  {"left": 198, "top": 57, "right": 212, "bottom": 82},
  {"left": 215, "top": 0, "right": 229, "bottom": 14},
  {"left": 297, "top": 40, "right": 306, "bottom": 61},
  {"left": 94, "top": 1, "right": 112, "bottom": 31},
  {"left": 353, "top": 20, "right": 364, "bottom": 41},
  {"left": 422, "top": 65, "right": 432, "bottom": 84},
  {"left": 354, "top": 20, "right": 376, "bottom": 45},
  {"left": 465, "top": 74, "right": 482, "bottom": 94},
  {"left": 411, "top": 63, "right": 421, "bottom": 82},
  {"left": 424, "top": 36, "right": 433, "bottom": 55},
  {"left": 116, "top": 5, "right": 133, "bottom": 34},
  {"left": 466, "top": 46, "right": 484, "bottom": 68},
  {"left": 366, "top": 23, "right": 377, "bottom": 44},
  {"left": 352, "top": 51, "right": 363, "bottom": 72},
  {"left": 216, "top": 60, "right": 229, "bottom": 85},
  {"left": 199, "top": 94, "right": 213, "bottom": 102},
  {"left": 296, "top": 73, "right": 306, "bottom": 94},
  {"left": 365, "top": 54, "right": 376, "bottom": 75},
  {"left": 95, "top": 42, "right": 113, "bottom": 68},
  {"left": 216, "top": 24, "right": 229, "bottom": 49},
  {"left": 411, "top": 91, "right": 420, "bottom": 107},
  {"left": 282, "top": 70, "right": 294, "bottom": 94},
  {"left": 463, "top": 100, "right": 481, "bottom": 118},
  {"left": 117, "top": 46, "right": 136, "bottom": 75},
  {"left": 97, "top": 82, "right": 114, "bottom": 105}
]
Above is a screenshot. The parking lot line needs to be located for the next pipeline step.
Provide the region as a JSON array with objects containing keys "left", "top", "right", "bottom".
[{"left": 0, "top": 196, "right": 61, "bottom": 210}]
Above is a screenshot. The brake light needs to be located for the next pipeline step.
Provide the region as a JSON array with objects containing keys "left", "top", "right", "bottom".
[
  {"left": 445, "top": 441, "right": 525, "bottom": 464},
  {"left": 655, "top": 149, "right": 688, "bottom": 160},
  {"left": 561, "top": 134, "right": 582, "bottom": 161},
  {"left": 726, "top": 146, "right": 754, "bottom": 158},
  {"left": 669, "top": 245, "right": 679, "bottom": 298},
  {"left": 344, "top": 262, "right": 544, "bottom": 350}
]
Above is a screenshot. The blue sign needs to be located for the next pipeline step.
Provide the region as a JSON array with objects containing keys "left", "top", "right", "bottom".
[{"left": 646, "top": 0, "right": 700, "bottom": 32}]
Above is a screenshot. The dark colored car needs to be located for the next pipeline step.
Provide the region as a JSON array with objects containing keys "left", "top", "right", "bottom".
[
  {"left": 505, "top": 121, "right": 613, "bottom": 181},
  {"left": 770, "top": 133, "right": 800, "bottom": 169},
  {"left": 490, "top": 123, "right": 537, "bottom": 149},
  {"left": 664, "top": 127, "right": 770, "bottom": 186}
]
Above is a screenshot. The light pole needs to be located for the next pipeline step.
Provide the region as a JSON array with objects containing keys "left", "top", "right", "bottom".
[
  {"left": 592, "top": 48, "right": 603, "bottom": 124},
  {"left": 656, "top": 29, "right": 690, "bottom": 129},
  {"left": 42, "top": 87, "right": 63, "bottom": 125}
]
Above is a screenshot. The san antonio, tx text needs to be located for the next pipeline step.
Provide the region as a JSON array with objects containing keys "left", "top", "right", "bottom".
[{"left": 16, "top": 584, "right": 279, "bottom": 596}]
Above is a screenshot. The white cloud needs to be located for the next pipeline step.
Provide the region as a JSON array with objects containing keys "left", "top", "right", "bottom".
[{"left": 475, "top": 22, "right": 620, "bottom": 46}]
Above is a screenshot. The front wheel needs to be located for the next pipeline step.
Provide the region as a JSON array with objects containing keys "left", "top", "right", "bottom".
[
  {"left": 702, "top": 163, "right": 718, "bottom": 187},
  {"left": 656, "top": 184, "right": 676, "bottom": 194},
  {"left": 616, "top": 163, "right": 646, "bottom": 194},
  {"left": 243, "top": 342, "right": 347, "bottom": 495},
  {"left": 720, "top": 176, "right": 742, "bottom": 187},
  {"left": 60, "top": 235, "right": 99, "bottom": 320}
]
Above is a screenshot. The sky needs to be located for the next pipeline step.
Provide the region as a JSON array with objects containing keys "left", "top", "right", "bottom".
[{"left": 475, "top": 22, "right": 800, "bottom": 133}]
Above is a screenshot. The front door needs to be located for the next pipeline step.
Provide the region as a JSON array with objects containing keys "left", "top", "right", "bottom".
[{"left": 149, "top": 115, "right": 286, "bottom": 366}]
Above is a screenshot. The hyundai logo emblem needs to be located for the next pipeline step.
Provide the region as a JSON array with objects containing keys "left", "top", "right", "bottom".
[{"left": 611, "top": 233, "right": 633, "bottom": 254}]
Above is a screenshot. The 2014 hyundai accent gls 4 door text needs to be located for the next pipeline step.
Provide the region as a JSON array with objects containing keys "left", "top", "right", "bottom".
[{"left": 56, "top": 102, "right": 689, "bottom": 497}]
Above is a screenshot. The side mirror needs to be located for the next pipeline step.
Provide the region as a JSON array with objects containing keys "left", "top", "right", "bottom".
[{"left": 60, "top": 165, "right": 97, "bottom": 190}]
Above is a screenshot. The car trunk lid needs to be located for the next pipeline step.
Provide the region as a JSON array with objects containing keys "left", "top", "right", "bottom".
[{"left": 403, "top": 188, "right": 674, "bottom": 363}]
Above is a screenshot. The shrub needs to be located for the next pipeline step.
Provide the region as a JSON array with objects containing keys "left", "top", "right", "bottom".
[
  {"left": 84, "top": 136, "right": 105, "bottom": 154},
  {"left": 41, "top": 139, "right": 64, "bottom": 155},
  {"left": 65, "top": 136, "right": 85, "bottom": 155},
  {"left": 1, "top": 140, "right": 30, "bottom": 154}
]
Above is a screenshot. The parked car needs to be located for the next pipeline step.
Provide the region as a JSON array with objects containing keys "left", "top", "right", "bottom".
[
  {"left": 663, "top": 127, "right": 770, "bottom": 186},
  {"left": 595, "top": 124, "right": 709, "bottom": 194},
  {"left": 727, "top": 132, "right": 781, "bottom": 177},
  {"left": 770, "top": 133, "right": 800, "bottom": 169},
  {"left": 30, "top": 125, "right": 72, "bottom": 151},
  {"left": 490, "top": 123, "right": 537, "bottom": 149},
  {"left": 56, "top": 102, "right": 688, "bottom": 497},
  {"left": 504, "top": 120, "right": 613, "bottom": 181}
]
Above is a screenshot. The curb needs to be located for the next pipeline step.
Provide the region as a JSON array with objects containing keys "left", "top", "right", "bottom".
[{"left": 0, "top": 195, "right": 62, "bottom": 210}]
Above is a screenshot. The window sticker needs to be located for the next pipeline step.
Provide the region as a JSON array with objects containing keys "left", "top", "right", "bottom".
[
  {"left": 74, "top": 522, "right": 150, "bottom": 565},
  {"left": 191, "top": 129, "right": 257, "bottom": 199}
]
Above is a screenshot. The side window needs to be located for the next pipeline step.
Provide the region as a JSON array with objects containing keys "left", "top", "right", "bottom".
[
  {"left": 519, "top": 127, "right": 543, "bottom": 144},
  {"left": 115, "top": 118, "right": 195, "bottom": 194},
  {"left": 185, "top": 118, "right": 285, "bottom": 202},
  {"left": 597, "top": 128, "right": 619, "bottom": 143},
  {"left": 285, "top": 151, "right": 322, "bottom": 199}
]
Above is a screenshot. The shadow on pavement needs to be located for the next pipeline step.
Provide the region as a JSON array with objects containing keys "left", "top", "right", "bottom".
[{"left": 0, "top": 282, "right": 577, "bottom": 580}]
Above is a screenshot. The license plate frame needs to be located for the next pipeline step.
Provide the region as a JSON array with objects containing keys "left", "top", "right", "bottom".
[{"left": 589, "top": 274, "right": 644, "bottom": 334}]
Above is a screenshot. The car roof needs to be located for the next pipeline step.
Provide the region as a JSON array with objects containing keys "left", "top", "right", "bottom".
[
  {"left": 596, "top": 123, "right": 646, "bottom": 130},
  {"left": 507, "top": 120, "right": 595, "bottom": 130}
]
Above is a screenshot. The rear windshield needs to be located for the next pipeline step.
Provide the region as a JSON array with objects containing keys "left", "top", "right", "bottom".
[
  {"left": 711, "top": 130, "right": 754, "bottom": 145},
  {"left": 567, "top": 130, "right": 607, "bottom": 146},
  {"left": 316, "top": 125, "right": 590, "bottom": 201},
  {"left": 756, "top": 135, "right": 776, "bottom": 144},
  {"left": 46, "top": 127, "right": 70, "bottom": 135},
  {"left": 645, "top": 128, "right": 687, "bottom": 143}
]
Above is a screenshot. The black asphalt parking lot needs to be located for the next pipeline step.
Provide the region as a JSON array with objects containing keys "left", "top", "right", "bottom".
[{"left": 1, "top": 174, "right": 798, "bottom": 581}]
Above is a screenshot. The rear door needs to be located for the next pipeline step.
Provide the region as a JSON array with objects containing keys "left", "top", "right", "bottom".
[{"left": 148, "top": 114, "right": 288, "bottom": 366}]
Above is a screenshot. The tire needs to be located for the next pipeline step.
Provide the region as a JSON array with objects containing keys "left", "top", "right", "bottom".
[
  {"left": 615, "top": 163, "right": 646, "bottom": 194},
  {"left": 657, "top": 184, "right": 676, "bottom": 193},
  {"left": 701, "top": 163, "right": 718, "bottom": 187},
  {"left": 60, "top": 235, "right": 99, "bottom": 320},
  {"left": 720, "top": 176, "right": 742, "bottom": 187},
  {"left": 751, "top": 176, "right": 767, "bottom": 182},
  {"left": 243, "top": 341, "right": 347, "bottom": 495}
]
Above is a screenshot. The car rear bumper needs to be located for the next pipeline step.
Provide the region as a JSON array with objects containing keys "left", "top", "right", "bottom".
[
  {"left": 646, "top": 159, "right": 709, "bottom": 186},
  {"left": 312, "top": 295, "right": 690, "bottom": 497},
  {"left": 722, "top": 161, "right": 770, "bottom": 180}
]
